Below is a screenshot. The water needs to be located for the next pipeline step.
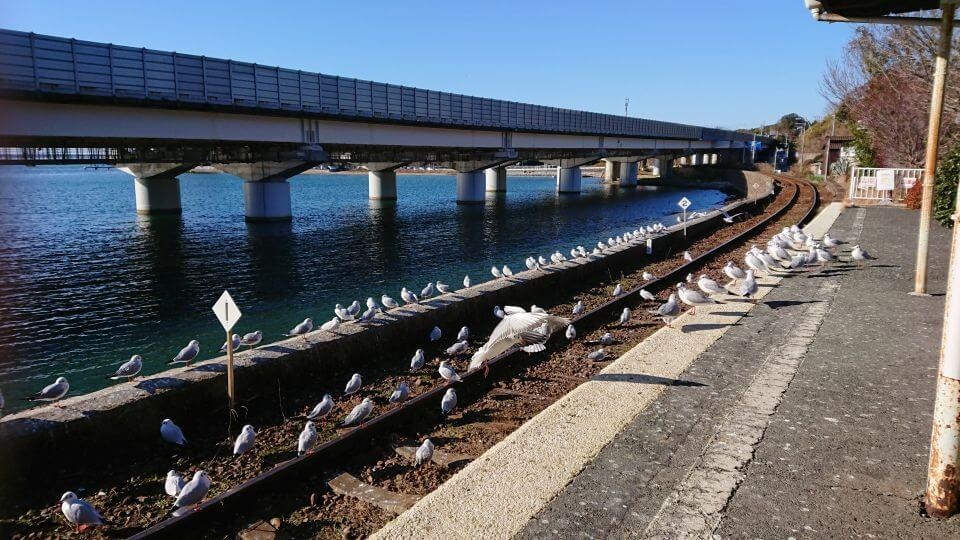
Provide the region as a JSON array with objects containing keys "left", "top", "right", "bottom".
[{"left": 0, "top": 166, "right": 731, "bottom": 413}]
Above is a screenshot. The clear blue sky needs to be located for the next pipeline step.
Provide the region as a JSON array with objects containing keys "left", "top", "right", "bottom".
[{"left": 0, "top": 0, "right": 853, "bottom": 129}]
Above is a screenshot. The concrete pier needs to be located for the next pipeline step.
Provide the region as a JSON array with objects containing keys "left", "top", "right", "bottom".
[
  {"left": 456, "top": 171, "right": 485, "bottom": 204},
  {"left": 117, "top": 163, "right": 196, "bottom": 215},
  {"left": 652, "top": 157, "right": 673, "bottom": 178},
  {"left": 242, "top": 181, "right": 292, "bottom": 222},
  {"left": 557, "top": 167, "right": 582, "bottom": 194},
  {"left": 618, "top": 161, "right": 638, "bottom": 187},
  {"left": 485, "top": 166, "right": 507, "bottom": 193},
  {"left": 604, "top": 160, "right": 620, "bottom": 182},
  {"left": 365, "top": 162, "right": 405, "bottom": 201},
  {"left": 690, "top": 154, "right": 700, "bottom": 166},
  {"left": 219, "top": 161, "right": 318, "bottom": 221}
]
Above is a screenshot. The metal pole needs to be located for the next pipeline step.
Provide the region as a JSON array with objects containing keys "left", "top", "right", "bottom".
[
  {"left": 226, "top": 329, "right": 236, "bottom": 410},
  {"left": 925, "top": 2, "right": 960, "bottom": 518},
  {"left": 916, "top": 4, "right": 955, "bottom": 295}
]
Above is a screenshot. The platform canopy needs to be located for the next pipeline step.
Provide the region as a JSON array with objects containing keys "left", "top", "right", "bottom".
[{"left": 804, "top": 0, "right": 953, "bottom": 24}]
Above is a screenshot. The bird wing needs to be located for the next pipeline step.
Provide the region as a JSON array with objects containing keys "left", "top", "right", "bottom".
[{"left": 487, "top": 312, "right": 547, "bottom": 344}]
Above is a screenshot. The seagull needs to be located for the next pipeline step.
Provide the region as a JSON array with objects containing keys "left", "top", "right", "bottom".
[
  {"left": 525, "top": 257, "right": 537, "bottom": 270},
  {"left": 164, "top": 470, "right": 185, "bottom": 498},
  {"left": 334, "top": 304, "right": 352, "bottom": 321},
  {"left": 677, "top": 282, "right": 719, "bottom": 315},
  {"left": 346, "top": 300, "right": 362, "bottom": 318},
  {"left": 822, "top": 233, "right": 842, "bottom": 248},
  {"left": 344, "top": 373, "right": 362, "bottom": 395},
  {"left": 233, "top": 425, "right": 255, "bottom": 456},
  {"left": 572, "top": 300, "right": 584, "bottom": 316},
  {"left": 530, "top": 305, "right": 546, "bottom": 314},
  {"left": 720, "top": 209, "right": 744, "bottom": 223},
  {"left": 219, "top": 334, "right": 240, "bottom": 353},
  {"left": 298, "top": 421, "right": 317, "bottom": 455},
  {"left": 686, "top": 272, "right": 694, "bottom": 283},
  {"left": 502, "top": 265, "right": 513, "bottom": 277},
  {"left": 683, "top": 250, "right": 693, "bottom": 262},
  {"left": 538, "top": 255, "right": 549, "bottom": 266},
  {"left": 697, "top": 275, "right": 726, "bottom": 297},
  {"left": 441, "top": 388, "right": 457, "bottom": 415},
  {"left": 414, "top": 438, "right": 434, "bottom": 466},
  {"left": 286, "top": 319, "right": 313, "bottom": 341},
  {"left": 463, "top": 275, "right": 471, "bottom": 288},
  {"left": 446, "top": 340, "right": 469, "bottom": 355},
  {"left": 650, "top": 293, "right": 681, "bottom": 327},
  {"left": 436, "top": 281, "right": 451, "bottom": 294},
  {"left": 566, "top": 324, "right": 576, "bottom": 339},
  {"left": 410, "top": 349, "right": 425, "bottom": 370},
  {"left": 160, "top": 418, "right": 187, "bottom": 446},
  {"left": 599, "top": 332, "right": 614, "bottom": 345},
  {"left": 400, "top": 287, "right": 419, "bottom": 305},
  {"left": 172, "top": 471, "right": 211, "bottom": 516},
  {"left": 429, "top": 326, "right": 442, "bottom": 342},
  {"left": 439, "top": 360, "right": 462, "bottom": 383},
  {"left": 493, "top": 306, "right": 506, "bottom": 319},
  {"left": 60, "top": 491, "right": 107, "bottom": 533},
  {"left": 306, "top": 395, "right": 334, "bottom": 420},
  {"left": 341, "top": 397, "right": 373, "bottom": 427},
  {"left": 27, "top": 376, "right": 69, "bottom": 402},
  {"left": 724, "top": 261, "right": 746, "bottom": 284},
  {"left": 468, "top": 310, "right": 570, "bottom": 374},
  {"left": 736, "top": 269, "right": 759, "bottom": 299},
  {"left": 491, "top": 266, "right": 503, "bottom": 279},
  {"left": 320, "top": 317, "right": 340, "bottom": 332},
  {"left": 167, "top": 340, "right": 200, "bottom": 365},
  {"left": 106, "top": 355, "right": 142, "bottom": 381},
  {"left": 851, "top": 245, "right": 876, "bottom": 267},
  {"left": 619, "top": 307, "right": 630, "bottom": 325},
  {"left": 457, "top": 326, "right": 469, "bottom": 341},
  {"left": 612, "top": 283, "right": 622, "bottom": 296},
  {"left": 640, "top": 289, "right": 656, "bottom": 301},
  {"left": 642, "top": 271, "right": 655, "bottom": 281},
  {"left": 745, "top": 251, "right": 767, "bottom": 274},
  {"left": 421, "top": 282, "right": 436, "bottom": 299},
  {"left": 241, "top": 331, "right": 262, "bottom": 349},
  {"left": 357, "top": 306, "right": 376, "bottom": 323},
  {"left": 587, "top": 349, "right": 606, "bottom": 361},
  {"left": 382, "top": 295, "right": 399, "bottom": 310},
  {"left": 389, "top": 382, "right": 410, "bottom": 405}
]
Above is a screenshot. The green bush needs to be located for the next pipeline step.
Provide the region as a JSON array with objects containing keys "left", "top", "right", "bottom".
[{"left": 935, "top": 147, "right": 960, "bottom": 228}]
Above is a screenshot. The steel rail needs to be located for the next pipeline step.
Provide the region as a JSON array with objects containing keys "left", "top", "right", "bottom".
[{"left": 130, "top": 177, "right": 815, "bottom": 539}]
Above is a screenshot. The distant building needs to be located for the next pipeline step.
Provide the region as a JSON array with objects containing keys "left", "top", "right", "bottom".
[{"left": 823, "top": 136, "right": 855, "bottom": 176}]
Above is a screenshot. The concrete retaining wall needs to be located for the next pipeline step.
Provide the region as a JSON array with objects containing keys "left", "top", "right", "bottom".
[{"left": 0, "top": 170, "right": 776, "bottom": 497}]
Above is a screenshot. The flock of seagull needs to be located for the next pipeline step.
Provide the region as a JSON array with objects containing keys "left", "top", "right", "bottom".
[{"left": 38, "top": 208, "right": 879, "bottom": 533}]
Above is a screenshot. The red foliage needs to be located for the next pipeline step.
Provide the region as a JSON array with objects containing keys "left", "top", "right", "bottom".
[{"left": 904, "top": 179, "right": 923, "bottom": 209}]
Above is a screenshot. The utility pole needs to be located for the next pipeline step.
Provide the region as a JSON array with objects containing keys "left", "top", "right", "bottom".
[{"left": 624, "top": 97, "right": 629, "bottom": 116}]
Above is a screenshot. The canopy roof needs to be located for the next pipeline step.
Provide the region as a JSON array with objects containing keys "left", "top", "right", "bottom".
[{"left": 805, "top": 0, "right": 941, "bottom": 18}]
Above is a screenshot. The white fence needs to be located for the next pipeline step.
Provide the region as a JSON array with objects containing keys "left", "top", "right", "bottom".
[{"left": 848, "top": 166, "right": 923, "bottom": 204}]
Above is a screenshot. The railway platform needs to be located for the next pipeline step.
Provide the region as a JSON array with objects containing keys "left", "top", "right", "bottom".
[{"left": 375, "top": 204, "right": 960, "bottom": 538}]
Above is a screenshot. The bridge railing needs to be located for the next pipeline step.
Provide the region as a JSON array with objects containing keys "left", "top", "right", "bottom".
[{"left": 0, "top": 29, "right": 759, "bottom": 144}]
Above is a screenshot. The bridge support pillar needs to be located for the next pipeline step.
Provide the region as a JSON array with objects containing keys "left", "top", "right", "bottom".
[
  {"left": 485, "top": 166, "right": 507, "bottom": 192},
  {"left": 604, "top": 160, "right": 620, "bottom": 182},
  {"left": 365, "top": 162, "right": 405, "bottom": 201},
  {"left": 118, "top": 163, "right": 196, "bottom": 216},
  {"left": 652, "top": 157, "right": 673, "bottom": 178},
  {"left": 557, "top": 167, "right": 582, "bottom": 194},
  {"left": 219, "top": 160, "right": 319, "bottom": 222},
  {"left": 456, "top": 171, "right": 485, "bottom": 204},
  {"left": 242, "top": 180, "right": 292, "bottom": 222},
  {"left": 690, "top": 154, "right": 700, "bottom": 166},
  {"left": 618, "top": 162, "right": 638, "bottom": 187}
]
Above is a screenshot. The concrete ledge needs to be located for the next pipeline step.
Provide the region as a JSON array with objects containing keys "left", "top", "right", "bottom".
[
  {"left": 0, "top": 172, "right": 777, "bottom": 497},
  {"left": 372, "top": 202, "right": 844, "bottom": 540}
]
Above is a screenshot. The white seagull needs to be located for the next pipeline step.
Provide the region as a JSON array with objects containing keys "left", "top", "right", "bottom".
[
  {"left": 28, "top": 376, "right": 69, "bottom": 402},
  {"left": 344, "top": 373, "right": 362, "bottom": 395},
  {"left": 306, "top": 395, "right": 334, "bottom": 420},
  {"left": 286, "top": 319, "right": 313, "bottom": 341},
  {"left": 233, "top": 424, "right": 255, "bottom": 456},
  {"left": 160, "top": 418, "right": 187, "bottom": 446},
  {"left": 106, "top": 355, "right": 142, "bottom": 381},
  {"left": 468, "top": 309, "right": 570, "bottom": 374},
  {"left": 172, "top": 471, "right": 211, "bottom": 516},
  {"left": 298, "top": 421, "right": 318, "bottom": 455},
  {"left": 167, "top": 340, "right": 200, "bottom": 365},
  {"left": 439, "top": 360, "right": 462, "bottom": 383},
  {"left": 60, "top": 491, "right": 107, "bottom": 533},
  {"left": 341, "top": 397, "right": 373, "bottom": 427}
]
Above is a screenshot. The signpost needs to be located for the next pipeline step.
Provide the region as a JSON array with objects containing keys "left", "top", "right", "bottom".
[
  {"left": 678, "top": 196, "right": 692, "bottom": 237},
  {"left": 212, "top": 290, "right": 242, "bottom": 410}
]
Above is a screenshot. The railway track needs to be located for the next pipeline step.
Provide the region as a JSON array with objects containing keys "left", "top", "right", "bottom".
[{"left": 11, "top": 175, "right": 819, "bottom": 539}]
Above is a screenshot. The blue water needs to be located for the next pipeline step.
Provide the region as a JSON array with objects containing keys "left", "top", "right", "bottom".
[{"left": 0, "top": 166, "right": 730, "bottom": 412}]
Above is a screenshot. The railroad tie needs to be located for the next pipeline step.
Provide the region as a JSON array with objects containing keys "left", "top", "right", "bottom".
[{"left": 327, "top": 473, "right": 421, "bottom": 514}]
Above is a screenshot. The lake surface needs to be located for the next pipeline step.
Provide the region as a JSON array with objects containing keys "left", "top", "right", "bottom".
[{"left": 0, "top": 167, "right": 731, "bottom": 412}]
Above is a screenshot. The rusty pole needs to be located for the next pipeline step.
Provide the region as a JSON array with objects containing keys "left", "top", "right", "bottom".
[
  {"left": 915, "top": 4, "right": 956, "bottom": 295},
  {"left": 925, "top": 2, "right": 960, "bottom": 517}
]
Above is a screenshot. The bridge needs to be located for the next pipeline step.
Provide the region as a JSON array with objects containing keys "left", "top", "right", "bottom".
[{"left": 0, "top": 29, "right": 773, "bottom": 221}]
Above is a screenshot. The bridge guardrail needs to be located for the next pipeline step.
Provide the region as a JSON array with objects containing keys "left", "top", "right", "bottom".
[{"left": 0, "top": 28, "right": 762, "bottom": 144}]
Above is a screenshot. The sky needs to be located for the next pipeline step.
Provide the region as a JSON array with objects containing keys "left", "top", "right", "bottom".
[{"left": 0, "top": 0, "right": 855, "bottom": 130}]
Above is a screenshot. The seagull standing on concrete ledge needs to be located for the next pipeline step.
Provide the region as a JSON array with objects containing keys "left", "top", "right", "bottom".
[
  {"left": 463, "top": 275, "right": 471, "bottom": 288},
  {"left": 650, "top": 294, "right": 680, "bottom": 327},
  {"left": 400, "top": 287, "right": 419, "bottom": 305},
  {"left": 436, "top": 281, "right": 451, "bottom": 294},
  {"left": 167, "top": 340, "right": 200, "bottom": 365},
  {"left": 697, "top": 275, "right": 726, "bottom": 297},
  {"left": 106, "top": 355, "right": 142, "bottom": 381},
  {"left": 220, "top": 334, "right": 240, "bottom": 353},
  {"left": 677, "top": 282, "right": 720, "bottom": 315},
  {"left": 241, "top": 331, "right": 262, "bottom": 349},
  {"left": 27, "top": 376, "right": 69, "bottom": 402},
  {"left": 382, "top": 295, "right": 399, "bottom": 310},
  {"left": 851, "top": 245, "right": 876, "bottom": 267},
  {"left": 286, "top": 319, "right": 313, "bottom": 341},
  {"left": 320, "top": 317, "right": 340, "bottom": 332}
]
